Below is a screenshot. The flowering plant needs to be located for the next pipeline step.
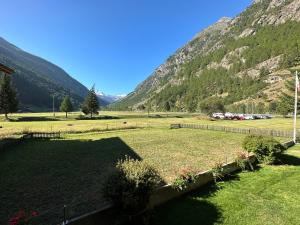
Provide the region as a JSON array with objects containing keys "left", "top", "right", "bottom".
[
  {"left": 172, "top": 168, "right": 197, "bottom": 191},
  {"left": 8, "top": 210, "right": 38, "bottom": 225}
]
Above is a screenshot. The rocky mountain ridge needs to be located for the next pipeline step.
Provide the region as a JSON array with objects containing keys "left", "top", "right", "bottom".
[{"left": 112, "top": 0, "right": 300, "bottom": 112}]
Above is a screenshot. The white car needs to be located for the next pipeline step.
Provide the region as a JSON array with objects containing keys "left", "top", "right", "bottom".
[
  {"left": 244, "top": 115, "right": 255, "bottom": 120},
  {"left": 225, "top": 112, "right": 234, "bottom": 119},
  {"left": 212, "top": 113, "right": 225, "bottom": 119}
]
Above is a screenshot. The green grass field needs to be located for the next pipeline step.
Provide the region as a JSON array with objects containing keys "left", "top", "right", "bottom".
[
  {"left": 153, "top": 147, "right": 300, "bottom": 225},
  {"left": 0, "top": 128, "right": 250, "bottom": 225},
  {"left": 0, "top": 111, "right": 297, "bottom": 225},
  {"left": 0, "top": 111, "right": 298, "bottom": 136}
]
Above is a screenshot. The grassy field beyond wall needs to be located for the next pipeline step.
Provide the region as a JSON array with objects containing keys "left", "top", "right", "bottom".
[
  {"left": 0, "top": 111, "right": 298, "bottom": 136},
  {"left": 0, "top": 111, "right": 295, "bottom": 225},
  {"left": 1, "top": 128, "right": 252, "bottom": 225}
]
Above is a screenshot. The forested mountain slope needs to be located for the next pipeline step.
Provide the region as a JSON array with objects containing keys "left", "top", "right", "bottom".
[
  {"left": 112, "top": 0, "right": 300, "bottom": 113},
  {"left": 0, "top": 37, "right": 89, "bottom": 111}
]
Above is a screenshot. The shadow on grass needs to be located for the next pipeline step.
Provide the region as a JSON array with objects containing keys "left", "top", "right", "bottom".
[
  {"left": 76, "top": 115, "right": 120, "bottom": 120},
  {"left": 148, "top": 114, "right": 163, "bottom": 118},
  {"left": 10, "top": 117, "right": 60, "bottom": 122},
  {"left": 152, "top": 171, "right": 250, "bottom": 225},
  {"left": 152, "top": 197, "right": 222, "bottom": 225},
  {"left": 0, "top": 137, "right": 149, "bottom": 225},
  {"left": 277, "top": 153, "right": 300, "bottom": 166}
]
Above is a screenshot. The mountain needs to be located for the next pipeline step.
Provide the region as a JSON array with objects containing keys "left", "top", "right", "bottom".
[
  {"left": 112, "top": 0, "right": 300, "bottom": 113},
  {"left": 96, "top": 91, "right": 126, "bottom": 106},
  {"left": 0, "top": 37, "right": 89, "bottom": 111}
]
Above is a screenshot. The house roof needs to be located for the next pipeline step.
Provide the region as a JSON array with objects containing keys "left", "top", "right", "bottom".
[{"left": 0, "top": 63, "right": 14, "bottom": 74}]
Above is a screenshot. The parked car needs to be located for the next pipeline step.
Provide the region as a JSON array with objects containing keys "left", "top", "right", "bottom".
[
  {"left": 244, "top": 115, "right": 255, "bottom": 120},
  {"left": 265, "top": 114, "right": 272, "bottom": 119},
  {"left": 212, "top": 113, "right": 225, "bottom": 119},
  {"left": 225, "top": 112, "right": 234, "bottom": 120},
  {"left": 237, "top": 114, "right": 245, "bottom": 120}
]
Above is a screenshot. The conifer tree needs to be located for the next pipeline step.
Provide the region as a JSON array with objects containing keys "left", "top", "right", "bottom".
[
  {"left": 81, "top": 85, "right": 99, "bottom": 118},
  {"left": 277, "top": 77, "right": 299, "bottom": 116},
  {"left": 0, "top": 74, "right": 18, "bottom": 120},
  {"left": 60, "top": 95, "right": 73, "bottom": 118}
]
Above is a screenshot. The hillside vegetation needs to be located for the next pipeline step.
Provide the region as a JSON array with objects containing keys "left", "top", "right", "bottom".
[{"left": 112, "top": 0, "right": 300, "bottom": 112}]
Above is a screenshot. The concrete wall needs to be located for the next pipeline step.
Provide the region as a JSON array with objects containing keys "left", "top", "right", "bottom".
[{"left": 67, "top": 156, "right": 257, "bottom": 225}]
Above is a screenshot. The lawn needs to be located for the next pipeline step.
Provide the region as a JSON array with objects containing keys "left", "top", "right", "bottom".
[
  {"left": 0, "top": 128, "right": 247, "bottom": 225},
  {"left": 153, "top": 147, "right": 300, "bottom": 225},
  {"left": 0, "top": 111, "right": 298, "bottom": 136}
]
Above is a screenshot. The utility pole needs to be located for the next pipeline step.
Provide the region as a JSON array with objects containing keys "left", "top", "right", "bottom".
[
  {"left": 52, "top": 95, "right": 55, "bottom": 117},
  {"left": 293, "top": 71, "right": 298, "bottom": 144}
]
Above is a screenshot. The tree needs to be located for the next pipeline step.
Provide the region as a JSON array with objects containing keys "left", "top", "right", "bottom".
[
  {"left": 60, "top": 95, "right": 73, "bottom": 118},
  {"left": 238, "top": 104, "right": 246, "bottom": 114},
  {"left": 276, "top": 100, "right": 291, "bottom": 117},
  {"left": 277, "top": 77, "right": 299, "bottom": 115},
  {"left": 0, "top": 74, "right": 18, "bottom": 120},
  {"left": 81, "top": 85, "right": 99, "bottom": 118},
  {"left": 257, "top": 102, "right": 265, "bottom": 114},
  {"left": 164, "top": 101, "right": 171, "bottom": 112},
  {"left": 199, "top": 98, "right": 225, "bottom": 116},
  {"left": 269, "top": 101, "right": 277, "bottom": 113}
]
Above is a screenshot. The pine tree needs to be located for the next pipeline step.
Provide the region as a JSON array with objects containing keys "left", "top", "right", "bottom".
[
  {"left": 269, "top": 101, "right": 277, "bottom": 113},
  {"left": 0, "top": 74, "right": 18, "bottom": 120},
  {"left": 199, "top": 97, "right": 225, "bottom": 116},
  {"left": 60, "top": 95, "right": 73, "bottom": 118},
  {"left": 81, "top": 85, "right": 99, "bottom": 118},
  {"left": 276, "top": 100, "right": 290, "bottom": 117},
  {"left": 277, "top": 77, "right": 299, "bottom": 116}
]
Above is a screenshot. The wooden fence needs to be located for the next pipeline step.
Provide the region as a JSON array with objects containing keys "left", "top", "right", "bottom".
[
  {"left": 22, "top": 132, "right": 61, "bottom": 139},
  {"left": 0, "top": 132, "right": 60, "bottom": 152},
  {"left": 171, "top": 124, "right": 294, "bottom": 138}
]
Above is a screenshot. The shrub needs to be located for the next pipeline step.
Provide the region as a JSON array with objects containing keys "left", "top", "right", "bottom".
[
  {"left": 102, "top": 156, "right": 162, "bottom": 214},
  {"left": 242, "top": 135, "right": 285, "bottom": 164},
  {"left": 211, "top": 162, "right": 224, "bottom": 182},
  {"left": 235, "top": 151, "right": 254, "bottom": 171},
  {"left": 171, "top": 168, "right": 197, "bottom": 191}
]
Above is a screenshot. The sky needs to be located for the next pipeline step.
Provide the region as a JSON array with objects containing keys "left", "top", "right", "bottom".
[{"left": 0, "top": 0, "right": 252, "bottom": 96}]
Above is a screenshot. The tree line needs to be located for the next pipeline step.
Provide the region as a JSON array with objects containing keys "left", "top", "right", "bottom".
[{"left": 0, "top": 72, "right": 100, "bottom": 119}]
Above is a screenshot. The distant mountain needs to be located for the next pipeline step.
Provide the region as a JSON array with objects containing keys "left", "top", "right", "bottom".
[
  {"left": 112, "top": 0, "right": 300, "bottom": 112},
  {"left": 0, "top": 37, "right": 89, "bottom": 111},
  {"left": 96, "top": 91, "right": 126, "bottom": 106}
]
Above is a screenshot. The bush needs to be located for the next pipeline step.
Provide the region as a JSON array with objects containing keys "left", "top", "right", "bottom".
[
  {"left": 235, "top": 151, "right": 254, "bottom": 171},
  {"left": 211, "top": 162, "right": 224, "bottom": 182},
  {"left": 171, "top": 168, "right": 197, "bottom": 191},
  {"left": 102, "top": 156, "right": 162, "bottom": 214},
  {"left": 242, "top": 135, "right": 285, "bottom": 164}
]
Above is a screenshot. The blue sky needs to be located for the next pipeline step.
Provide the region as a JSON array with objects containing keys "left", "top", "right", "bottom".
[{"left": 0, "top": 0, "right": 252, "bottom": 95}]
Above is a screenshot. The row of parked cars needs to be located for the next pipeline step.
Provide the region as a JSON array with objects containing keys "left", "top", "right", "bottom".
[{"left": 212, "top": 112, "right": 272, "bottom": 120}]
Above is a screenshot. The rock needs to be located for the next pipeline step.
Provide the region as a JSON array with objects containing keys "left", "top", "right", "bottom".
[
  {"left": 256, "top": 55, "right": 282, "bottom": 72},
  {"left": 207, "top": 46, "right": 249, "bottom": 70},
  {"left": 253, "top": 0, "right": 300, "bottom": 26},
  {"left": 267, "top": 0, "right": 286, "bottom": 11},
  {"left": 239, "top": 28, "right": 256, "bottom": 38}
]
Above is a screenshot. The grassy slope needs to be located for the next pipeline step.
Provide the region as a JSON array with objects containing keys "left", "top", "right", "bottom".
[
  {"left": 154, "top": 148, "right": 300, "bottom": 225},
  {"left": 0, "top": 128, "right": 247, "bottom": 225},
  {"left": 0, "top": 111, "right": 298, "bottom": 136}
]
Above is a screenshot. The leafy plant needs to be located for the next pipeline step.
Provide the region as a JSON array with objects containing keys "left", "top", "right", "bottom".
[
  {"left": 102, "top": 156, "right": 162, "bottom": 214},
  {"left": 211, "top": 162, "right": 224, "bottom": 183},
  {"left": 171, "top": 168, "right": 197, "bottom": 191},
  {"left": 235, "top": 151, "right": 254, "bottom": 171},
  {"left": 242, "top": 135, "right": 285, "bottom": 164}
]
